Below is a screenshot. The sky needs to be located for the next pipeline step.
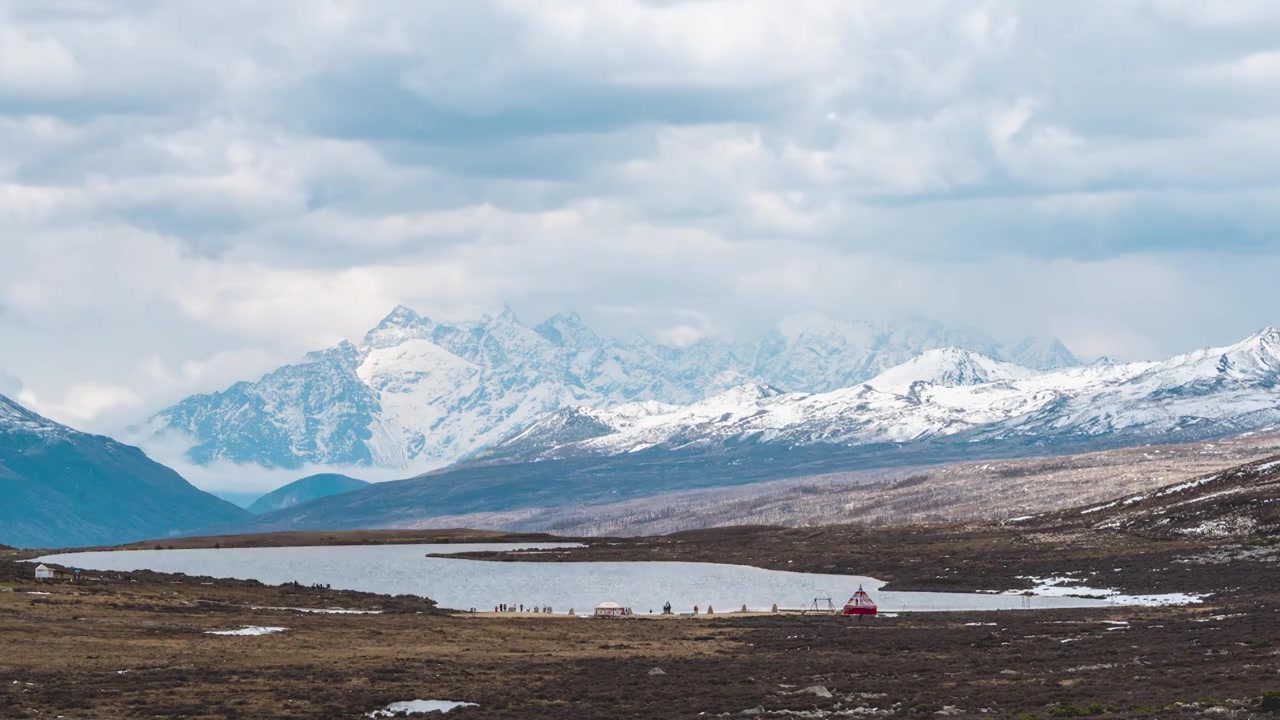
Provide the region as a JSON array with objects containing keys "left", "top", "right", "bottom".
[{"left": 4, "top": 0, "right": 1280, "bottom": 434}]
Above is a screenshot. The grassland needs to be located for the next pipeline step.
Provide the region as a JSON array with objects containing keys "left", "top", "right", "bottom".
[{"left": 4, "top": 520, "right": 1280, "bottom": 719}]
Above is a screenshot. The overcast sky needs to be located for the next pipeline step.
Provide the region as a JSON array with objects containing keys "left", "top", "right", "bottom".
[{"left": 4, "top": 0, "right": 1280, "bottom": 432}]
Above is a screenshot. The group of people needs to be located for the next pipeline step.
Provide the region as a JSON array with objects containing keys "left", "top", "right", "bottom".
[{"left": 494, "top": 603, "right": 553, "bottom": 613}]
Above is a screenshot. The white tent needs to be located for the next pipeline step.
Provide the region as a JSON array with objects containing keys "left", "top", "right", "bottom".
[
  {"left": 34, "top": 564, "right": 54, "bottom": 580},
  {"left": 593, "top": 601, "right": 628, "bottom": 618}
]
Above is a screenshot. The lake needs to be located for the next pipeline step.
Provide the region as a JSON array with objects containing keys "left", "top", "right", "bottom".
[{"left": 36, "top": 543, "right": 1174, "bottom": 614}]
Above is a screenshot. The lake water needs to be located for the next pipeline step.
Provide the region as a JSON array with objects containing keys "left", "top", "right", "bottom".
[{"left": 36, "top": 543, "right": 1159, "bottom": 614}]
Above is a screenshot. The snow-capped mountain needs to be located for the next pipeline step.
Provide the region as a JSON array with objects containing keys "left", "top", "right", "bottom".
[
  {"left": 147, "top": 307, "right": 1072, "bottom": 471},
  {"left": 750, "top": 314, "right": 1004, "bottom": 393},
  {"left": 862, "top": 348, "right": 1038, "bottom": 394},
  {"left": 479, "top": 329, "right": 1280, "bottom": 463},
  {"left": 218, "top": 329, "right": 1280, "bottom": 537},
  {"left": 0, "top": 392, "right": 58, "bottom": 434}
]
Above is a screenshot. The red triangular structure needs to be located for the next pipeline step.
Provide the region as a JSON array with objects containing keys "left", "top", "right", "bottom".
[{"left": 842, "top": 585, "right": 877, "bottom": 616}]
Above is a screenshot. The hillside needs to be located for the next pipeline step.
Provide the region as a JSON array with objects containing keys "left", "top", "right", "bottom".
[
  {"left": 1026, "top": 453, "right": 1280, "bottom": 538},
  {"left": 248, "top": 474, "right": 369, "bottom": 514},
  {"left": 0, "top": 394, "right": 249, "bottom": 548}
]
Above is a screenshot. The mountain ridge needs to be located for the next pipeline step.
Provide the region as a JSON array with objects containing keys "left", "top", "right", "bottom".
[
  {"left": 146, "top": 308, "right": 1075, "bottom": 472},
  {"left": 214, "top": 326, "right": 1280, "bottom": 537},
  {"left": 482, "top": 328, "right": 1280, "bottom": 465},
  {"left": 0, "top": 394, "right": 249, "bottom": 548},
  {"left": 247, "top": 473, "right": 369, "bottom": 515}
]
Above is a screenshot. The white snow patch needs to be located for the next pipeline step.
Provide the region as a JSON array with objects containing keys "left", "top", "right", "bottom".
[
  {"left": 251, "top": 606, "right": 382, "bottom": 615},
  {"left": 206, "top": 626, "right": 287, "bottom": 636},
  {"left": 1014, "top": 577, "right": 1204, "bottom": 606},
  {"left": 368, "top": 700, "right": 478, "bottom": 717},
  {"left": 1156, "top": 475, "right": 1217, "bottom": 497}
]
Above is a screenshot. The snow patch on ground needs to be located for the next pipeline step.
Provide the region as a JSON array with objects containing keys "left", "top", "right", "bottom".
[
  {"left": 1179, "top": 516, "right": 1257, "bottom": 538},
  {"left": 1013, "top": 576, "right": 1204, "bottom": 606},
  {"left": 1157, "top": 475, "right": 1218, "bottom": 497},
  {"left": 368, "top": 700, "right": 478, "bottom": 717},
  {"left": 1081, "top": 500, "right": 1120, "bottom": 515},
  {"left": 206, "top": 626, "right": 287, "bottom": 636},
  {"left": 251, "top": 606, "right": 383, "bottom": 615}
]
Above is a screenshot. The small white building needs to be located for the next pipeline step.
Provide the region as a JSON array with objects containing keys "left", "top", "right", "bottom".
[
  {"left": 34, "top": 564, "right": 55, "bottom": 581},
  {"left": 593, "top": 601, "right": 629, "bottom": 618}
]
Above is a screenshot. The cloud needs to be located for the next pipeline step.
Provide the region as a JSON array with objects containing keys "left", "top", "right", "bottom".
[
  {"left": 2, "top": 0, "right": 1280, "bottom": 443},
  {"left": 0, "top": 368, "right": 23, "bottom": 397}
]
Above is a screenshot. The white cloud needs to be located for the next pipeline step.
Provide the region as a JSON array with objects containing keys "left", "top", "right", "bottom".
[
  {"left": 1199, "top": 50, "right": 1280, "bottom": 84},
  {"left": 1, "top": 0, "right": 1280, "bottom": 441},
  {"left": 0, "top": 24, "right": 83, "bottom": 97},
  {"left": 46, "top": 383, "right": 140, "bottom": 424}
]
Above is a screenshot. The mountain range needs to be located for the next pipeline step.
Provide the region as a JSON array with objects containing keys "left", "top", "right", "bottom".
[
  {"left": 481, "top": 328, "right": 1280, "bottom": 464},
  {"left": 144, "top": 307, "right": 1078, "bottom": 472},
  {"left": 225, "top": 327, "right": 1280, "bottom": 536},
  {"left": 0, "top": 394, "right": 248, "bottom": 548}
]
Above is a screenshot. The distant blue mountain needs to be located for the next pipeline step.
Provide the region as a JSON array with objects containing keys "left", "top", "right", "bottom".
[
  {"left": 0, "top": 394, "right": 248, "bottom": 549},
  {"left": 248, "top": 473, "right": 369, "bottom": 515}
]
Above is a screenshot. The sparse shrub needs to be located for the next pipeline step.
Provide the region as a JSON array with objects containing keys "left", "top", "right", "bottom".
[{"left": 1260, "top": 690, "right": 1280, "bottom": 713}]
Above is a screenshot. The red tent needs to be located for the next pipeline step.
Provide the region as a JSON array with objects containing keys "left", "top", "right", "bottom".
[{"left": 842, "top": 586, "right": 877, "bottom": 616}]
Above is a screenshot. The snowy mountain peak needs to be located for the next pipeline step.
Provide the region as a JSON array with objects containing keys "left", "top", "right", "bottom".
[
  {"left": 1241, "top": 326, "right": 1280, "bottom": 354},
  {"left": 1004, "top": 336, "right": 1079, "bottom": 371},
  {"left": 865, "top": 348, "right": 1037, "bottom": 394},
  {"left": 485, "top": 305, "right": 522, "bottom": 325},
  {"left": 535, "top": 311, "right": 601, "bottom": 349},
  {"left": 1140, "top": 325, "right": 1280, "bottom": 388},
  {"left": 772, "top": 312, "right": 876, "bottom": 345},
  {"left": 364, "top": 306, "right": 434, "bottom": 349},
  {"left": 0, "top": 393, "right": 63, "bottom": 434},
  {"left": 1220, "top": 326, "right": 1280, "bottom": 377},
  {"left": 694, "top": 382, "right": 786, "bottom": 409}
]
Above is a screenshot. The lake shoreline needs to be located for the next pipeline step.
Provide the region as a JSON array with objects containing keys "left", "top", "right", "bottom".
[{"left": 4, "top": 521, "right": 1275, "bottom": 717}]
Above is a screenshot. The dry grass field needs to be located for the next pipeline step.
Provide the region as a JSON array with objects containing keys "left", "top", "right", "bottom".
[{"left": 5, "top": 516, "right": 1280, "bottom": 718}]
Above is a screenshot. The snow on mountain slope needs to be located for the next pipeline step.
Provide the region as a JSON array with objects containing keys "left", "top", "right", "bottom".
[
  {"left": 488, "top": 330, "right": 1280, "bottom": 463},
  {"left": 1003, "top": 336, "right": 1080, "bottom": 371},
  {"left": 986, "top": 327, "right": 1280, "bottom": 442},
  {"left": 0, "top": 393, "right": 59, "bottom": 434},
  {"left": 750, "top": 314, "right": 1007, "bottom": 392},
  {"left": 864, "top": 348, "right": 1037, "bottom": 394},
  {"left": 154, "top": 341, "right": 382, "bottom": 468},
  {"left": 149, "top": 307, "right": 1055, "bottom": 471}
]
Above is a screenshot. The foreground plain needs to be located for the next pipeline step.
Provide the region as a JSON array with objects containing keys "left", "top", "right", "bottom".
[{"left": 4, "top": 518, "right": 1280, "bottom": 719}]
